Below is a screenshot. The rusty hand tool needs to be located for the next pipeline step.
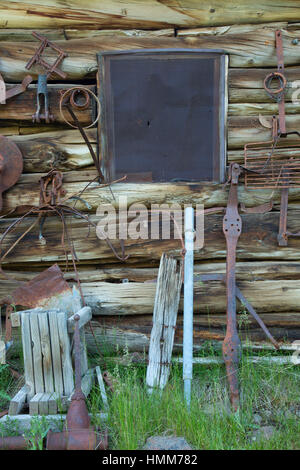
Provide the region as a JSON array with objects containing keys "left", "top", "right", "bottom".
[
  {"left": 0, "top": 135, "right": 23, "bottom": 212},
  {"left": 222, "top": 163, "right": 243, "bottom": 410}
]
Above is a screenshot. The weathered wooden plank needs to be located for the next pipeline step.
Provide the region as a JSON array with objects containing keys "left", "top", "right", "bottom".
[
  {"left": 0, "top": 2, "right": 299, "bottom": 30},
  {"left": 95, "top": 366, "right": 109, "bottom": 411},
  {"left": 67, "top": 306, "right": 92, "bottom": 333},
  {"left": 0, "top": 84, "right": 94, "bottom": 123},
  {"left": 38, "top": 312, "right": 54, "bottom": 392},
  {"left": 29, "top": 392, "right": 43, "bottom": 416},
  {"left": 48, "top": 312, "right": 64, "bottom": 395},
  {"left": 146, "top": 254, "right": 182, "bottom": 392},
  {"left": 38, "top": 393, "right": 50, "bottom": 415},
  {"left": 29, "top": 311, "right": 44, "bottom": 393},
  {"left": 56, "top": 311, "right": 74, "bottom": 396},
  {"left": 81, "top": 369, "right": 94, "bottom": 398},
  {"left": 21, "top": 311, "right": 35, "bottom": 398},
  {"left": 8, "top": 385, "right": 29, "bottom": 416},
  {"left": 48, "top": 392, "right": 58, "bottom": 415}
]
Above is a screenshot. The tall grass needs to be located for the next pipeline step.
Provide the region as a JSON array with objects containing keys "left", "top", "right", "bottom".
[{"left": 88, "top": 353, "right": 300, "bottom": 450}]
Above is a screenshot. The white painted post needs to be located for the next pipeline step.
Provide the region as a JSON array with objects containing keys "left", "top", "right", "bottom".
[{"left": 183, "top": 207, "right": 194, "bottom": 408}]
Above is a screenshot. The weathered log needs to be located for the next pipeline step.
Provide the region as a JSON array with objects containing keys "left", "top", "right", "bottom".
[
  {"left": 229, "top": 103, "right": 300, "bottom": 116},
  {"left": 7, "top": 313, "right": 300, "bottom": 356},
  {"left": 3, "top": 164, "right": 300, "bottom": 214},
  {"left": 1, "top": 211, "right": 300, "bottom": 266},
  {"left": 3, "top": 260, "right": 300, "bottom": 286},
  {"left": 0, "top": 84, "right": 94, "bottom": 123},
  {"left": 0, "top": 28, "right": 174, "bottom": 42},
  {"left": 2, "top": 25, "right": 300, "bottom": 83},
  {"left": 1, "top": 2, "right": 300, "bottom": 30}
]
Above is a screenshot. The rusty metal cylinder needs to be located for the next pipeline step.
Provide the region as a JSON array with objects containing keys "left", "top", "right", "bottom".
[
  {"left": 47, "top": 429, "right": 108, "bottom": 451},
  {"left": 0, "top": 436, "right": 28, "bottom": 450}
]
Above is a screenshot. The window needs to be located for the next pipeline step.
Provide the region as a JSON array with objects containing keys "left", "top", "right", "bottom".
[{"left": 97, "top": 49, "right": 227, "bottom": 183}]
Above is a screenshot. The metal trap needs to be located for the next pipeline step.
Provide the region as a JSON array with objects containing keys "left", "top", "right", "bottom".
[{"left": 244, "top": 140, "right": 300, "bottom": 189}]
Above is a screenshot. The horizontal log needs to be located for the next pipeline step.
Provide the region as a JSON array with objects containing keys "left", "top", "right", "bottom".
[
  {"left": 3, "top": 165, "right": 300, "bottom": 214},
  {"left": 1, "top": 3, "right": 300, "bottom": 30},
  {"left": 2, "top": 24, "right": 300, "bottom": 83},
  {"left": 7, "top": 313, "right": 300, "bottom": 356},
  {"left": 228, "top": 103, "right": 300, "bottom": 116},
  {"left": 1, "top": 211, "right": 300, "bottom": 266},
  {"left": 0, "top": 28, "right": 174, "bottom": 41},
  {"left": 3, "top": 260, "right": 300, "bottom": 284},
  {"left": 0, "top": 84, "right": 94, "bottom": 123}
]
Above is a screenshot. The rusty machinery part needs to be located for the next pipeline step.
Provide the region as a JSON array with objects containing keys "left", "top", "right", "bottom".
[
  {"left": 263, "top": 30, "right": 286, "bottom": 135},
  {"left": 222, "top": 163, "right": 243, "bottom": 411},
  {"left": 195, "top": 273, "right": 280, "bottom": 350},
  {"left": 39, "top": 169, "right": 65, "bottom": 206},
  {"left": 32, "top": 74, "right": 54, "bottom": 123},
  {"left": 47, "top": 429, "right": 108, "bottom": 451},
  {"left": 59, "top": 87, "right": 101, "bottom": 129},
  {"left": 69, "top": 88, "right": 90, "bottom": 110},
  {"left": 47, "top": 315, "right": 109, "bottom": 450},
  {"left": 0, "top": 74, "right": 33, "bottom": 105},
  {"left": 0, "top": 135, "right": 23, "bottom": 212},
  {"left": 65, "top": 314, "right": 91, "bottom": 430},
  {"left": 25, "top": 31, "right": 67, "bottom": 79}
]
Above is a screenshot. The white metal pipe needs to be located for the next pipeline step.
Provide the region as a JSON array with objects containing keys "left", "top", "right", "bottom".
[{"left": 183, "top": 207, "right": 194, "bottom": 408}]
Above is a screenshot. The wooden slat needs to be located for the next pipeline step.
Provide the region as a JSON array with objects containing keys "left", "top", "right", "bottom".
[
  {"left": 21, "top": 311, "right": 35, "bottom": 398},
  {"left": 8, "top": 385, "right": 29, "bottom": 416},
  {"left": 29, "top": 310, "right": 44, "bottom": 393},
  {"left": 67, "top": 306, "right": 92, "bottom": 333},
  {"left": 38, "top": 393, "right": 50, "bottom": 415},
  {"left": 95, "top": 366, "right": 109, "bottom": 411},
  {"left": 48, "top": 311, "right": 64, "bottom": 395},
  {"left": 81, "top": 369, "right": 94, "bottom": 398},
  {"left": 29, "top": 392, "right": 43, "bottom": 416},
  {"left": 56, "top": 311, "right": 73, "bottom": 396},
  {"left": 38, "top": 312, "right": 54, "bottom": 393},
  {"left": 48, "top": 392, "right": 58, "bottom": 415},
  {"left": 146, "top": 255, "right": 182, "bottom": 391}
]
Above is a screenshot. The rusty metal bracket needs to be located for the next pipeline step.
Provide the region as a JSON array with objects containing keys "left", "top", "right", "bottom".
[{"left": 25, "top": 31, "right": 67, "bottom": 79}]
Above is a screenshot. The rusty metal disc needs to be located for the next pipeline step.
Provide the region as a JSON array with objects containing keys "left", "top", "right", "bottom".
[{"left": 0, "top": 135, "right": 23, "bottom": 211}]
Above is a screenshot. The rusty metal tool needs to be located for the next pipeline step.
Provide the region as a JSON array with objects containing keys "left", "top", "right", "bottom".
[
  {"left": 25, "top": 32, "right": 67, "bottom": 123},
  {"left": 264, "top": 30, "right": 286, "bottom": 135},
  {"left": 32, "top": 74, "right": 54, "bottom": 123},
  {"left": 47, "top": 315, "right": 108, "bottom": 450},
  {"left": 0, "top": 74, "right": 33, "bottom": 105},
  {"left": 0, "top": 135, "right": 23, "bottom": 212},
  {"left": 195, "top": 273, "right": 279, "bottom": 349},
  {"left": 25, "top": 31, "right": 67, "bottom": 79},
  {"left": 222, "top": 162, "right": 243, "bottom": 410}
]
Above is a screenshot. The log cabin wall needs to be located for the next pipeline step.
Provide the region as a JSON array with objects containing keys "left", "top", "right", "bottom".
[{"left": 1, "top": 1, "right": 300, "bottom": 353}]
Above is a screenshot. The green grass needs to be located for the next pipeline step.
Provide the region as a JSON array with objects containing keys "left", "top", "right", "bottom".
[
  {"left": 0, "top": 346, "right": 299, "bottom": 450},
  {"left": 88, "top": 350, "right": 300, "bottom": 450}
]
